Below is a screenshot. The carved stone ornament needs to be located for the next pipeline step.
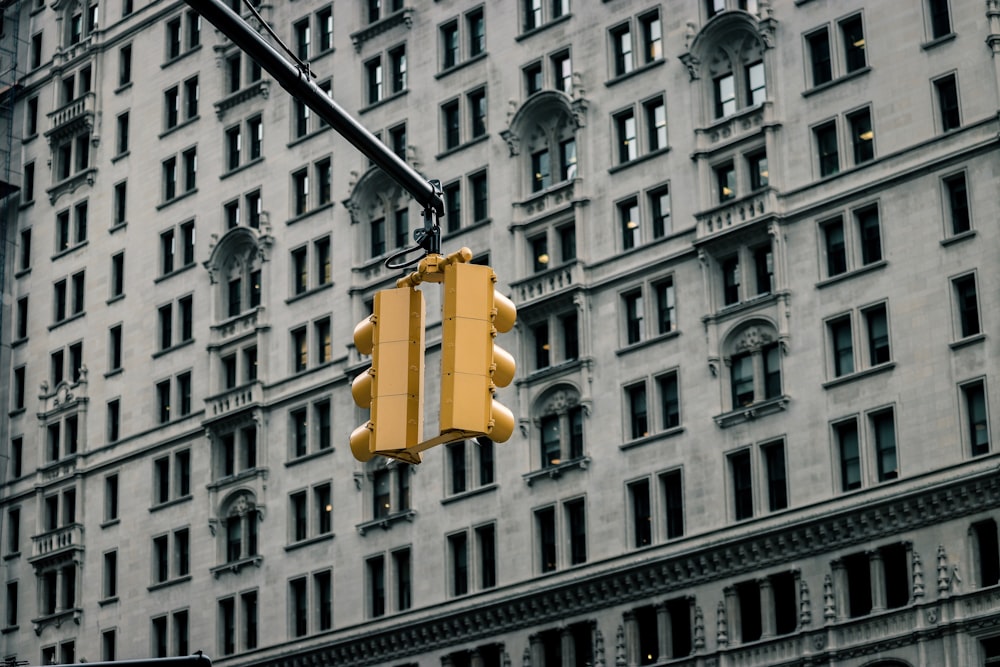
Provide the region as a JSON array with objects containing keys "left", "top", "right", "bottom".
[
  {"left": 733, "top": 325, "right": 775, "bottom": 353},
  {"left": 540, "top": 387, "right": 581, "bottom": 416}
]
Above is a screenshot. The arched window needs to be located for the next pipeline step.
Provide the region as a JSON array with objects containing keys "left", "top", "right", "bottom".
[
  {"left": 60, "top": 1, "right": 98, "bottom": 47},
  {"left": 204, "top": 226, "right": 270, "bottom": 322},
  {"left": 680, "top": 11, "right": 772, "bottom": 125},
  {"left": 218, "top": 491, "right": 260, "bottom": 565},
  {"left": 501, "top": 91, "right": 586, "bottom": 200},
  {"left": 344, "top": 167, "right": 411, "bottom": 262},
  {"left": 723, "top": 320, "right": 782, "bottom": 412},
  {"left": 532, "top": 384, "right": 586, "bottom": 470}
]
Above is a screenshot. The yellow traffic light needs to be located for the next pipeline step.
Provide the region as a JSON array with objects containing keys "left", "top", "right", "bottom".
[
  {"left": 440, "top": 261, "right": 517, "bottom": 443},
  {"left": 350, "top": 286, "right": 426, "bottom": 464}
]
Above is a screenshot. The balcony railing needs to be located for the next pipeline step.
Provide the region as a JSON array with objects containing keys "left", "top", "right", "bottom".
[
  {"left": 509, "top": 261, "right": 582, "bottom": 307},
  {"left": 695, "top": 102, "right": 771, "bottom": 154},
  {"left": 211, "top": 306, "right": 266, "bottom": 346},
  {"left": 45, "top": 93, "right": 96, "bottom": 139},
  {"left": 696, "top": 189, "right": 777, "bottom": 241},
  {"left": 30, "top": 524, "right": 84, "bottom": 562},
  {"left": 204, "top": 382, "right": 262, "bottom": 422},
  {"left": 512, "top": 178, "right": 579, "bottom": 227}
]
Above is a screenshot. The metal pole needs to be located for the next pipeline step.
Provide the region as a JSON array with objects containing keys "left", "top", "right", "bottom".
[{"left": 183, "top": 0, "right": 443, "bottom": 217}]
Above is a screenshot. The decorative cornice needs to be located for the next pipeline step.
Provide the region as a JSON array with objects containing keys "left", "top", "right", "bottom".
[{"left": 240, "top": 467, "right": 1000, "bottom": 667}]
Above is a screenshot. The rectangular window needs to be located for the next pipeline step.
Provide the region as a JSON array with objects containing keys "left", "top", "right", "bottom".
[
  {"left": 863, "top": 303, "right": 890, "bottom": 366},
  {"left": 611, "top": 24, "right": 633, "bottom": 76},
  {"left": 367, "top": 556, "right": 385, "bottom": 618},
  {"left": 442, "top": 99, "right": 460, "bottom": 150},
  {"left": 394, "top": 547, "right": 411, "bottom": 611},
  {"left": 973, "top": 520, "right": 1000, "bottom": 588},
  {"left": 943, "top": 172, "right": 970, "bottom": 235},
  {"left": 290, "top": 491, "right": 307, "bottom": 542},
  {"left": 640, "top": 10, "right": 662, "bottom": 63},
  {"left": 389, "top": 45, "right": 406, "bottom": 93},
  {"left": 619, "top": 197, "right": 640, "bottom": 250},
  {"left": 928, "top": 0, "right": 952, "bottom": 39},
  {"left": 856, "top": 205, "right": 882, "bottom": 265},
  {"left": 289, "top": 577, "right": 307, "bottom": 637},
  {"left": 815, "top": 121, "right": 839, "bottom": 177},
  {"left": 531, "top": 149, "right": 551, "bottom": 192},
  {"left": 469, "top": 87, "right": 487, "bottom": 138},
  {"left": 536, "top": 506, "right": 557, "bottom": 573},
  {"left": 468, "top": 8, "right": 485, "bottom": 57},
  {"left": 441, "top": 20, "right": 458, "bottom": 70},
  {"left": 629, "top": 479, "right": 652, "bottom": 548},
  {"left": 293, "top": 18, "right": 310, "bottom": 60},
  {"left": 627, "top": 383, "right": 648, "bottom": 440},
  {"left": 829, "top": 316, "right": 854, "bottom": 377},
  {"left": 870, "top": 409, "right": 898, "bottom": 482},
  {"left": 763, "top": 441, "right": 788, "bottom": 511},
  {"left": 616, "top": 110, "right": 637, "bottom": 164},
  {"left": 730, "top": 449, "right": 754, "bottom": 521},
  {"left": 315, "top": 569, "right": 333, "bottom": 630},
  {"left": 848, "top": 108, "right": 873, "bottom": 165},
  {"left": 840, "top": 14, "right": 866, "bottom": 73},
  {"left": 753, "top": 244, "right": 773, "bottom": 295},
  {"left": 953, "top": 273, "right": 981, "bottom": 338},
  {"left": 449, "top": 532, "right": 469, "bottom": 596},
  {"left": 963, "top": 380, "right": 990, "bottom": 457},
  {"left": 219, "top": 597, "right": 235, "bottom": 655},
  {"left": 935, "top": 74, "right": 960, "bottom": 132},
  {"left": 714, "top": 73, "right": 735, "bottom": 118},
  {"left": 566, "top": 498, "right": 587, "bottom": 565},
  {"left": 116, "top": 112, "right": 130, "bottom": 155},
  {"left": 292, "top": 168, "right": 309, "bottom": 216},
  {"left": 103, "top": 550, "right": 118, "bottom": 599},
  {"left": 722, "top": 255, "right": 740, "bottom": 306},
  {"left": 745, "top": 60, "right": 765, "bottom": 105},
  {"left": 623, "top": 290, "right": 643, "bottom": 344},
  {"left": 524, "top": 62, "right": 542, "bottom": 95},
  {"left": 658, "top": 371, "right": 680, "bottom": 429},
  {"left": 807, "top": 28, "right": 832, "bottom": 86}
]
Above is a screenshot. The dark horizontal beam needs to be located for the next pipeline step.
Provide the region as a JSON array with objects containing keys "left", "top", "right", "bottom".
[{"left": 182, "top": 0, "right": 443, "bottom": 216}]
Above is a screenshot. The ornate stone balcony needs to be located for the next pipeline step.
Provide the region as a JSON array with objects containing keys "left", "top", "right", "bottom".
[
  {"left": 211, "top": 306, "right": 266, "bottom": 346},
  {"left": 509, "top": 261, "right": 582, "bottom": 307},
  {"left": 512, "top": 178, "right": 580, "bottom": 227},
  {"left": 30, "top": 524, "right": 84, "bottom": 563},
  {"left": 694, "top": 102, "right": 773, "bottom": 155},
  {"left": 696, "top": 188, "right": 777, "bottom": 241},
  {"left": 204, "top": 382, "right": 262, "bottom": 423},
  {"left": 45, "top": 93, "right": 96, "bottom": 141}
]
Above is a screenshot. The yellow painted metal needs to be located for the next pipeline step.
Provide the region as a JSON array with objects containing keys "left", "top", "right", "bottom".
[
  {"left": 439, "top": 261, "right": 517, "bottom": 442},
  {"left": 349, "top": 286, "right": 425, "bottom": 463}
]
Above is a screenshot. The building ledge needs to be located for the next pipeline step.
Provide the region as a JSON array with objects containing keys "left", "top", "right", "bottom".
[
  {"left": 357, "top": 509, "right": 416, "bottom": 536},
  {"left": 714, "top": 395, "right": 789, "bottom": 428},
  {"left": 210, "top": 555, "right": 263, "bottom": 578},
  {"left": 523, "top": 456, "right": 590, "bottom": 486}
]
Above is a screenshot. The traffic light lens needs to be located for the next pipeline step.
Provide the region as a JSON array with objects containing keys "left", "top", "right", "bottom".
[
  {"left": 351, "top": 370, "right": 373, "bottom": 407},
  {"left": 493, "top": 291, "right": 516, "bottom": 333},
  {"left": 350, "top": 424, "right": 374, "bottom": 462},
  {"left": 490, "top": 400, "right": 515, "bottom": 443},
  {"left": 353, "top": 317, "right": 374, "bottom": 355},
  {"left": 493, "top": 345, "right": 515, "bottom": 388}
]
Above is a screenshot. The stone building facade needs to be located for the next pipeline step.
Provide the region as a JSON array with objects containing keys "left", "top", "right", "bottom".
[{"left": 1, "top": 0, "right": 999, "bottom": 666}]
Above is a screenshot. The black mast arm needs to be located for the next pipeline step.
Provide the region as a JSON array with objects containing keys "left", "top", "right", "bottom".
[{"left": 183, "top": 0, "right": 444, "bottom": 222}]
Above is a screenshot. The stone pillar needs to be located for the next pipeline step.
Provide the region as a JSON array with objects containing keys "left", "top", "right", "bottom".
[
  {"left": 723, "top": 586, "right": 738, "bottom": 644},
  {"left": 55, "top": 567, "right": 65, "bottom": 612},
  {"left": 529, "top": 633, "right": 543, "bottom": 667},
  {"left": 656, "top": 601, "right": 671, "bottom": 659},
  {"left": 759, "top": 577, "right": 775, "bottom": 638},
  {"left": 831, "top": 560, "right": 847, "bottom": 622},
  {"left": 623, "top": 612, "right": 638, "bottom": 667},
  {"left": 560, "top": 627, "right": 574, "bottom": 667},
  {"left": 869, "top": 549, "right": 885, "bottom": 612},
  {"left": 470, "top": 648, "right": 483, "bottom": 667}
]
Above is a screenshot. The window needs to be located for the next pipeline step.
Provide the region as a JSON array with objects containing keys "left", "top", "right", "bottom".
[
  {"left": 942, "top": 172, "right": 970, "bottom": 236},
  {"left": 715, "top": 162, "right": 736, "bottom": 203},
  {"left": 962, "top": 380, "right": 990, "bottom": 457},
  {"left": 762, "top": 440, "right": 788, "bottom": 512},
  {"left": 623, "top": 290, "right": 643, "bottom": 344},
  {"left": 107, "top": 398, "right": 121, "bottom": 443},
  {"left": 815, "top": 120, "right": 839, "bottom": 177},
  {"left": 829, "top": 316, "right": 854, "bottom": 377},
  {"left": 523, "top": 61, "right": 542, "bottom": 95},
  {"left": 369, "top": 464, "right": 410, "bottom": 520},
  {"left": 367, "top": 555, "right": 386, "bottom": 617},
  {"left": 165, "top": 10, "right": 199, "bottom": 61},
  {"left": 619, "top": 196, "right": 640, "bottom": 249},
  {"left": 972, "top": 520, "right": 1000, "bottom": 588},
  {"left": 30, "top": 32, "right": 42, "bottom": 70},
  {"left": 5, "top": 581, "right": 16, "bottom": 628},
  {"left": 113, "top": 181, "right": 127, "bottom": 227},
  {"left": 834, "top": 418, "right": 861, "bottom": 492},
  {"left": 624, "top": 382, "right": 649, "bottom": 440},
  {"left": 927, "top": 0, "right": 952, "bottom": 40},
  {"left": 448, "top": 532, "right": 469, "bottom": 596},
  {"left": 118, "top": 44, "right": 132, "bottom": 86},
  {"left": 220, "top": 493, "right": 259, "bottom": 565},
  {"left": 162, "top": 147, "right": 197, "bottom": 202},
  {"left": 661, "top": 469, "right": 684, "bottom": 539},
  {"left": 847, "top": 108, "right": 874, "bottom": 165},
  {"left": 293, "top": 18, "right": 310, "bottom": 60},
  {"left": 806, "top": 28, "right": 832, "bottom": 86},
  {"left": 104, "top": 474, "right": 119, "bottom": 523},
  {"left": 566, "top": 498, "right": 587, "bottom": 565},
  {"left": 522, "top": 0, "right": 565, "bottom": 32},
  {"left": 108, "top": 323, "right": 123, "bottom": 372},
  {"left": 288, "top": 482, "right": 331, "bottom": 544},
  {"left": 116, "top": 112, "right": 129, "bottom": 155},
  {"left": 446, "top": 440, "right": 495, "bottom": 496},
  {"left": 629, "top": 479, "right": 652, "bottom": 548},
  {"left": 935, "top": 73, "right": 960, "bottom": 132},
  {"left": 551, "top": 50, "right": 571, "bottom": 94},
  {"left": 610, "top": 23, "right": 634, "bottom": 77},
  {"left": 535, "top": 506, "right": 556, "bottom": 572},
  {"left": 615, "top": 110, "right": 637, "bottom": 164},
  {"left": 730, "top": 449, "right": 753, "bottom": 521},
  {"left": 953, "top": 273, "right": 981, "bottom": 339},
  {"left": 838, "top": 544, "right": 910, "bottom": 618},
  {"left": 840, "top": 14, "right": 866, "bottom": 73},
  {"left": 152, "top": 449, "right": 191, "bottom": 504}
]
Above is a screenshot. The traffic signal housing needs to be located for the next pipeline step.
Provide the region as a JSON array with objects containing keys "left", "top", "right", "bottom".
[
  {"left": 439, "top": 261, "right": 516, "bottom": 443},
  {"left": 350, "top": 286, "right": 426, "bottom": 464}
]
